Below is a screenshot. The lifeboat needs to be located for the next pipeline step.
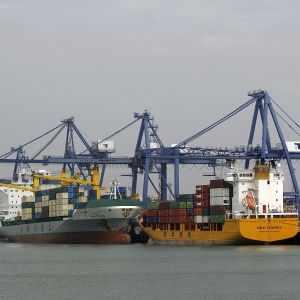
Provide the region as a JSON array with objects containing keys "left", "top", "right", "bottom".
[{"left": 246, "top": 194, "right": 256, "bottom": 210}]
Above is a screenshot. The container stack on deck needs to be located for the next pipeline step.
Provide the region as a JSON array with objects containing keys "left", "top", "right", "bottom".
[
  {"left": 209, "top": 179, "right": 233, "bottom": 224},
  {"left": 21, "top": 185, "right": 94, "bottom": 221},
  {"left": 144, "top": 179, "right": 233, "bottom": 227}
]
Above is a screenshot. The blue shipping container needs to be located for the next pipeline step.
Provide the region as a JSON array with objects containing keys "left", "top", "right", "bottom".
[
  {"left": 35, "top": 196, "right": 42, "bottom": 202},
  {"left": 78, "top": 202, "right": 87, "bottom": 209},
  {"left": 34, "top": 212, "right": 42, "bottom": 219}
]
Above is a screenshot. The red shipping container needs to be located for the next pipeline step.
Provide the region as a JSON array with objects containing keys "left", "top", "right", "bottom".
[
  {"left": 42, "top": 212, "right": 49, "bottom": 218},
  {"left": 210, "top": 205, "right": 227, "bottom": 215},
  {"left": 159, "top": 216, "right": 170, "bottom": 223},
  {"left": 169, "top": 209, "right": 187, "bottom": 216},
  {"left": 42, "top": 206, "right": 49, "bottom": 213},
  {"left": 210, "top": 179, "right": 231, "bottom": 189},
  {"left": 147, "top": 209, "right": 158, "bottom": 217},
  {"left": 195, "top": 193, "right": 210, "bottom": 201},
  {"left": 186, "top": 216, "right": 194, "bottom": 223},
  {"left": 195, "top": 200, "right": 210, "bottom": 208},
  {"left": 159, "top": 202, "right": 170, "bottom": 209},
  {"left": 169, "top": 216, "right": 186, "bottom": 223},
  {"left": 158, "top": 209, "right": 169, "bottom": 217},
  {"left": 196, "top": 185, "right": 210, "bottom": 193}
]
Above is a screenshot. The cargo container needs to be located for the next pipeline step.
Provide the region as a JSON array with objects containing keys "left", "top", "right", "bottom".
[
  {"left": 210, "top": 196, "right": 230, "bottom": 206},
  {"left": 169, "top": 209, "right": 186, "bottom": 216},
  {"left": 195, "top": 193, "right": 210, "bottom": 201},
  {"left": 196, "top": 185, "right": 210, "bottom": 193}
]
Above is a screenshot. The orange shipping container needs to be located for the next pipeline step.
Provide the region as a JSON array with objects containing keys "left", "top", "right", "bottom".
[{"left": 194, "top": 208, "right": 203, "bottom": 215}]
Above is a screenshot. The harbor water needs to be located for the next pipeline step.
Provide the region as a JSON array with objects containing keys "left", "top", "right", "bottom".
[{"left": 1, "top": 242, "right": 299, "bottom": 300}]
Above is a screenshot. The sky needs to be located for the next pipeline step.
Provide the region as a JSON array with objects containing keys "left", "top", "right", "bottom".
[{"left": 1, "top": 1, "right": 300, "bottom": 195}]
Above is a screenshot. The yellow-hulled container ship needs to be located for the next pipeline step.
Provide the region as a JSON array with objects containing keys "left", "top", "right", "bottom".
[{"left": 137, "top": 161, "right": 299, "bottom": 245}]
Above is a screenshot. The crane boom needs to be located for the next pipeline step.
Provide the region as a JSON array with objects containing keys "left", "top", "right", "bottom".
[{"left": 0, "top": 183, "right": 34, "bottom": 192}]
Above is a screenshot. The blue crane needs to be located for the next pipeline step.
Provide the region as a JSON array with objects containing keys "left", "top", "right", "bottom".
[{"left": 0, "top": 90, "right": 299, "bottom": 212}]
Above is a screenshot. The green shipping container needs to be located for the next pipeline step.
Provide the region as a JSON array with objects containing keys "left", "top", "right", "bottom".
[
  {"left": 147, "top": 202, "right": 160, "bottom": 209},
  {"left": 49, "top": 193, "right": 56, "bottom": 200},
  {"left": 169, "top": 202, "right": 180, "bottom": 209},
  {"left": 210, "top": 214, "right": 226, "bottom": 223},
  {"left": 178, "top": 202, "right": 187, "bottom": 208},
  {"left": 186, "top": 202, "right": 194, "bottom": 209}
]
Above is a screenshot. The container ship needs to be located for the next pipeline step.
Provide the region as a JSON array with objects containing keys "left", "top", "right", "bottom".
[
  {"left": 137, "top": 161, "right": 299, "bottom": 245},
  {"left": 0, "top": 169, "right": 142, "bottom": 244}
]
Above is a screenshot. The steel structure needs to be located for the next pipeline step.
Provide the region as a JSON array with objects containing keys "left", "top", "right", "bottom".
[{"left": 0, "top": 90, "right": 299, "bottom": 211}]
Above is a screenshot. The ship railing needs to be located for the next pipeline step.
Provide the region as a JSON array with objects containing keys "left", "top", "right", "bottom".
[{"left": 226, "top": 211, "right": 298, "bottom": 219}]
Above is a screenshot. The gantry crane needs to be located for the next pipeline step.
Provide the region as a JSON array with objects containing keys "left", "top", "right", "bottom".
[{"left": 0, "top": 90, "right": 299, "bottom": 212}]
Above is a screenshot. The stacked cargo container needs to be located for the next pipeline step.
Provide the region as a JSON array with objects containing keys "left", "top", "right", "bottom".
[
  {"left": 194, "top": 184, "right": 210, "bottom": 224},
  {"left": 144, "top": 181, "right": 233, "bottom": 228},
  {"left": 21, "top": 185, "right": 92, "bottom": 220},
  {"left": 209, "top": 179, "right": 232, "bottom": 224}
]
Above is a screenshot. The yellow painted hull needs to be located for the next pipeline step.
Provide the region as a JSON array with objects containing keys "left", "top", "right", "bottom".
[{"left": 139, "top": 218, "right": 299, "bottom": 245}]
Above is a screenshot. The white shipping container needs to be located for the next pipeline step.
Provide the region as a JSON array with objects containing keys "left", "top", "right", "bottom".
[
  {"left": 84, "top": 190, "right": 89, "bottom": 197},
  {"left": 79, "top": 196, "right": 88, "bottom": 203},
  {"left": 22, "top": 208, "right": 32, "bottom": 215},
  {"left": 194, "top": 216, "right": 203, "bottom": 223},
  {"left": 100, "top": 187, "right": 111, "bottom": 194},
  {"left": 202, "top": 216, "right": 209, "bottom": 223},
  {"left": 78, "top": 187, "right": 84, "bottom": 193},
  {"left": 22, "top": 213, "right": 32, "bottom": 220},
  {"left": 56, "top": 210, "right": 69, "bottom": 217},
  {"left": 35, "top": 202, "right": 42, "bottom": 208},
  {"left": 210, "top": 188, "right": 230, "bottom": 197},
  {"left": 56, "top": 204, "right": 69, "bottom": 211},
  {"left": 49, "top": 200, "right": 56, "bottom": 206},
  {"left": 56, "top": 192, "right": 68, "bottom": 199},
  {"left": 22, "top": 196, "right": 34, "bottom": 203},
  {"left": 210, "top": 196, "right": 230, "bottom": 206},
  {"left": 56, "top": 198, "right": 69, "bottom": 205},
  {"left": 49, "top": 211, "right": 56, "bottom": 217},
  {"left": 49, "top": 205, "right": 56, "bottom": 212},
  {"left": 42, "top": 200, "right": 49, "bottom": 207},
  {"left": 68, "top": 204, "right": 74, "bottom": 210},
  {"left": 35, "top": 207, "right": 42, "bottom": 213},
  {"left": 42, "top": 195, "right": 49, "bottom": 201}
]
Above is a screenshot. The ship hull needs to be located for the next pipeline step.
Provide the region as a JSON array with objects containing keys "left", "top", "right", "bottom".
[
  {"left": 0, "top": 219, "right": 132, "bottom": 244},
  {"left": 139, "top": 218, "right": 299, "bottom": 246},
  {"left": 0, "top": 200, "right": 142, "bottom": 244}
]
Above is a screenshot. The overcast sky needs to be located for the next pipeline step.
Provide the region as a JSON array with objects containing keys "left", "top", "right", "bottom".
[{"left": 1, "top": 1, "right": 300, "bottom": 193}]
